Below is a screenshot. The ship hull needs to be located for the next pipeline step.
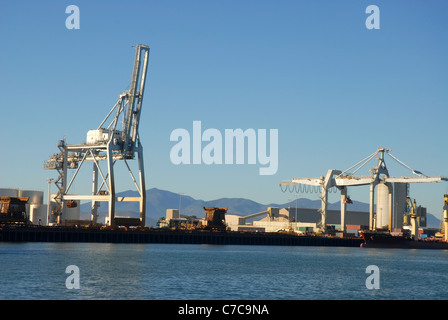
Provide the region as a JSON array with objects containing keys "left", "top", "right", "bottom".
[{"left": 360, "top": 231, "right": 448, "bottom": 250}]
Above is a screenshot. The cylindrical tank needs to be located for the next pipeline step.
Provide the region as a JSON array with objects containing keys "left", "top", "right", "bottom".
[
  {"left": 0, "top": 188, "right": 19, "bottom": 197},
  {"left": 376, "top": 183, "right": 390, "bottom": 229},
  {"left": 29, "top": 204, "right": 47, "bottom": 225},
  {"left": 376, "top": 182, "right": 408, "bottom": 230},
  {"left": 18, "top": 190, "right": 44, "bottom": 205},
  {"left": 63, "top": 202, "right": 80, "bottom": 221},
  {"left": 49, "top": 194, "right": 80, "bottom": 223}
]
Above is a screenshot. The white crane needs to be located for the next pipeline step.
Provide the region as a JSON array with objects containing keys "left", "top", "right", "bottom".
[
  {"left": 45, "top": 44, "right": 150, "bottom": 227},
  {"left": 280, "top": 148, "right": 447, "bottom": 233}
]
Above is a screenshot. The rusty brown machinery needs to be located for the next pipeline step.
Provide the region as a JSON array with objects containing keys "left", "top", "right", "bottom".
[{"left": 203, "top": 207, "right": 227, "bottom": 231}]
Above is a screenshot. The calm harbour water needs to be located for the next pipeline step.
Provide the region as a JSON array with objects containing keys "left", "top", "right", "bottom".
[{"left": 0, "top": 242, "right": 447, "bottom": 300}]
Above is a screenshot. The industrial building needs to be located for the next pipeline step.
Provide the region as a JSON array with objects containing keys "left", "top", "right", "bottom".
[
  {"left": 162, "top": 206, "right": 370, "bottom": 234},
  {"left": 160, "top": 209, "right": 202, "bottom": 229},
  {"left": 161, "top": 193, "right": 428, "bottom": 236}
]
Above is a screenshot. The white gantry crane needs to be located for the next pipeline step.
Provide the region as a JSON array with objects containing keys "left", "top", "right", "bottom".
[
  {"left": 280, "top": 148, "right": 447, "bottom": 233},
  {"left": 44, "top": 44, "right": 150, "bottom": 227}
]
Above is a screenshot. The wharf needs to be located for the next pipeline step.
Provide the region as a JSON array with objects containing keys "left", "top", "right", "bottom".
[{"left": 0, "top": 226, "right": 363, "bottom": 247}]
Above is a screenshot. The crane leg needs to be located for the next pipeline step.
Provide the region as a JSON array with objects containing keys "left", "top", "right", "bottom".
[
  {"left": 138, "top": 142, "right": 146, "bottom": 227},
  {"left": 369, "top": 183, "right": 376, "bottom": 230},
  {"left": 340, "top": 187, "right": 347, "bottom": 233},
  {"left": 107, "top": 143, "right": 115, "bottom": 227},
  {"left": 91, "top": 162, "right": 99, "bottom": 224}
]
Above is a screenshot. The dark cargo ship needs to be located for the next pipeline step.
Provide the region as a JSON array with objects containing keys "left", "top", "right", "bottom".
[{"left": 359, "top": 230, "right": 448, "bottom": 250}]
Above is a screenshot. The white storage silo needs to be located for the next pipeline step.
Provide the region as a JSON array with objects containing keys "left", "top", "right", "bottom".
[
  {"left": 17, "top": 190, "right": 45, "bottom": 225},
  {"left": 63, "top": 202, "right": 81, "bottom": 221},
  {"left": 0, "top": 188, "right": 19, "bottom": 197},
  {"left": 376, "top": 183, "right": 390, "bottom": 229},
  {"left": 29, "top": 204, "right": 47, "bottom": 225},
  {"left": 18, "top": 190, "right": 44, "bottom": 205},
  {"left": 51, "top": 194, "right": 80, "bottom": 221},
  {"left": 376, "top": 182, "right": 408, "bottom": 230},
  {"left": 50, "top": 194, "right": 81, "bottom": 222}
]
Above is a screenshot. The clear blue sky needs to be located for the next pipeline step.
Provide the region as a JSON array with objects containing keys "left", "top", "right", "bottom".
[{"left": 1, "top": 1, "right": 447, "bottom": 218}]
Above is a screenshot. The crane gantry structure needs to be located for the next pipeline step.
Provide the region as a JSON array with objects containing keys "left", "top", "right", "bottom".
[
  {"left": 44, "top": 44, "right": 150, "bottom": 227},
  {"left": 280, "top": 148, "right": 447, "bottom": 233}
]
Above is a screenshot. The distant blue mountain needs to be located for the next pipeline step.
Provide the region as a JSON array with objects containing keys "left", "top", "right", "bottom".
[{"left": 80, "top": 188, "right": 441, "bottom": 228}]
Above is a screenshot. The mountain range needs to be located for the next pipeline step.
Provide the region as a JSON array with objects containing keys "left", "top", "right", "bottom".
[{"left": 80, "top": 188, "right": 441, "bottom": 228}]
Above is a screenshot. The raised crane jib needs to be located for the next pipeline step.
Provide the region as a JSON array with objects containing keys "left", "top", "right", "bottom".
[{"left": 122, "top": 44, "right": 150, "bottom": 158}]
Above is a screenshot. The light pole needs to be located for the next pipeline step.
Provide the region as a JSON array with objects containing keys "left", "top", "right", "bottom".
[
  {"left": 288, "top": 194, "right": 299, "bottom": 222},
  {"left": 47, "top": 178, "right": 54, "bottom": 226},
  {"left": 179, "top": 192, "right": 184, "bottom": 217}
]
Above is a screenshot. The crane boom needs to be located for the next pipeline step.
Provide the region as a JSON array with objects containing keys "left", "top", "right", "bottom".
[{"left": 123, "top": 44, "right": 150, "bottom": 158}]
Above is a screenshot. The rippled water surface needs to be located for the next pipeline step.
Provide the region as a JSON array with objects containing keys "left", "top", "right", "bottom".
[{"left": 0, "top": 242, "right": 447, "bottom": 300}]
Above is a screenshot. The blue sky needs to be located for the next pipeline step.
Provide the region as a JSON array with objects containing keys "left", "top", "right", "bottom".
[{"left": 1, "top": 1, "right": 447, "bottom": 218}]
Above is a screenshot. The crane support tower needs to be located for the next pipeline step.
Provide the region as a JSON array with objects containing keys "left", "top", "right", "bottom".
[
  {"left": 45, "top": 44, "right": 150, "bottom": 227},
  {"left": 280, "top": 148, "right": 447, "bottom": 233},
  {"left": 443, "top": 194, "right": 448, "bottom": 242}
]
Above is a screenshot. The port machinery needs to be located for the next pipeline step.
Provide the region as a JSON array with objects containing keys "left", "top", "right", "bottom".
[
  {"left": 44, "top": 44, "right": 150, "bottom": 228},
  {"left": 280, "top": 148, "right": 448, "bottom": 233}
]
